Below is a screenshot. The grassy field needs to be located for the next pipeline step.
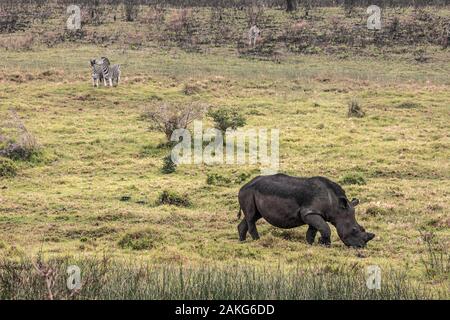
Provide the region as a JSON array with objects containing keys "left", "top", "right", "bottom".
[{"left": 0, "top": 6, "right": 449, "bottom": 299}]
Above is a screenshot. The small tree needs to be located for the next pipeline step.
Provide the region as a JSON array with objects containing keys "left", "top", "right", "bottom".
[
  {"left": 142, "top": 102, "right": 207, "bottom": 142},
  {"left": 208, "top": 108, "right": 246, "bottom": 134},
  {"left": 161, "top": 154, "right": 176, "bottom": 174}
]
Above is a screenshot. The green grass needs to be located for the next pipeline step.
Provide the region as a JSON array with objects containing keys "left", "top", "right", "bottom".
[{"left": 0, "top": 6, "right": 449, "bottom": 299}]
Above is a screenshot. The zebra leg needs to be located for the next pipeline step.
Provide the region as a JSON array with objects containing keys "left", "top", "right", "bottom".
[{"left": 109, "top": 78, "right": 113, "bottom": 87}]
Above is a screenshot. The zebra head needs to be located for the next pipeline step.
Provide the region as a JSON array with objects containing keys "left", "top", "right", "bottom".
[
  {"left": 100, "top": 57, "right": 111, "bottom": 66},
  {"left": 90, "top": 59, "right": 103, "bottom": 86}
]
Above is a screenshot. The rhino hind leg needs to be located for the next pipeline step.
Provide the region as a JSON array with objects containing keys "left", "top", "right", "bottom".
[
  {"left": 306, "top": 226, "right": 318, "bottom": 245},
  {"left": 247, "top": 218, "right": 260, "bottom": 240},
  {"left": 238, "top": 219, "right": 248, "bottom": 241},
  {"left": 238, "top": 192, "right": 261, "bottom": 240}
]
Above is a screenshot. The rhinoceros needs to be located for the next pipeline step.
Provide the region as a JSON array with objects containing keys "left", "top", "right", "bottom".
[{"left": 237, "top": 174, "right": 375, "bottom": 248}]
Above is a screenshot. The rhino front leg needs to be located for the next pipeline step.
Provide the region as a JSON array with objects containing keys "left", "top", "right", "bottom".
[
  {"left": 302, "top": 214, "right": 331, "bottom": 246},
  {"left": 306, "top": 226, "right": 317, "bottom": 245}
]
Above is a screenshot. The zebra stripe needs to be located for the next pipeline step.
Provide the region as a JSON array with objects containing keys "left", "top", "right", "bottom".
[
  {"left": 90, "top": 59, "right": 104, "bottom": 87},
  {"left": 100, "top": 57, "right": 120, "bottom": 87},
  {"left": 110, "top": 64, "right": 121, "bottom": 87}
]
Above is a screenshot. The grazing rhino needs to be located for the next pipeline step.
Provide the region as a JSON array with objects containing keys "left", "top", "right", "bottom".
[{"left": 237, "top": 174, "right": 375, "bottom": 248}]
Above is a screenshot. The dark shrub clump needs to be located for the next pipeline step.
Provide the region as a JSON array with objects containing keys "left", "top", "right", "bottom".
[
  {"left": 339, "top": 173, "right": 366, "bottom": 185},
  {"left": 157, "top": 190, "right": 191, "bottom": 207},
  {"left": 347, "top": 99, "right": 365, "bottom": 118},
  {"left": 0, "top": 157, "right": 17, "bottom": 177}
]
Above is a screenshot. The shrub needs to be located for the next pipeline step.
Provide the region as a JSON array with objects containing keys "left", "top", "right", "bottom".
[
  {"left": 183, "top": 83, "right": 201, "bottom": 95},
  {"left": 414, "top": 47, "right": 430, "bottom": 63},
  {"left": 0, "top": 110, "right": 40, "bottom": 161},
  {"left": 208, "top": 108, "right": 246, "bottom": 134},
  {"left": 365, "top": 205, "right": 390, "bottom": 216},
  {"left": 235, "top": 172, "right": 251, "bottom": 184},
  {"left": 206, "top": 173, "right": 231, "bottom": 186},
  {"left": 339, "top": 173, "right": 366, "bottom": 185},
  {"left": 118, "top": 229, "right": 162, "bottom": 251},
  {"left": 347, "top": 99, "right": 365, "bottom": 118},
  {"left": 142, "top": 102, "right": 207, "bottom": 142},
  {"left": 157, "top": 190, "right": 191, "bottom": 207},
  {"left": 0, "top": 157, "right": 17, "bottom": 177},
  {"left": 161, "top": 154, "right": 176, "bottom": 174},
  {"left": 207, "top": 172, "right": 251, "bottom": 186}
]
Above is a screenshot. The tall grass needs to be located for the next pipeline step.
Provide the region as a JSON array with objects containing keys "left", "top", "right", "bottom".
[
  {"left": 420, "top": 231, "right": 449, "bottom": 281},
  {"left": 0, "top": 256, "right": 447, "bottom": 300}
]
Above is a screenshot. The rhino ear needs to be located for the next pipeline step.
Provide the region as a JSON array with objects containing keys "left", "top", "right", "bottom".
[
  {"left": 338, "top": 197, "right": 349, "bottom": 209},
  {"left": 350, "top": 198, "right": 360, "bottom": 207}
]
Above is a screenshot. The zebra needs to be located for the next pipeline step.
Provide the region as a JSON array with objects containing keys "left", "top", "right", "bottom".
[
  {"left": 90, "top": 59, "right": 104, "bottom": 87},
  {"left": 100, "top": 57, "right": 121, "bottom": 87}
]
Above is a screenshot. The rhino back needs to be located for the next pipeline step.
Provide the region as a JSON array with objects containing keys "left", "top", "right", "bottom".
[{"left": 241, "top": 174, "right": 346, "bottom": 208}]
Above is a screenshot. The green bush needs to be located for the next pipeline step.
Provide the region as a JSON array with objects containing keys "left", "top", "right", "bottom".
[
  {"left": 235, "top": 172, "right": 251, "bottom": 184},
  {"left": 208, "top": 108, "right": 246, "bottom": 133},
  {"left": 206, "top": 173, "right": 231, "bottom": 186},
  {"left": 118, "top": 229, "right": 162, "bottom": 251},
  {"left": 339, "top": 173, "right": 366, "bottom": 185},
  {"left": 161, "top": 154, "right": 176, "bottom": 174},
  {"left": 157, "top": 190, "right": 191, "bottom": 207},
  {"left": 365, "top": 205, "right": 389, "bottom": 216},
  {"left": 0, "top": 157, "right": 17, "bottom": 177},
  {"left": 207, "top": 172, "right": 251, "bottom": 186}
]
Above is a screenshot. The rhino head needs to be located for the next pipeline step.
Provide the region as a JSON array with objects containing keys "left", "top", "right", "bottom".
[{"left": 333, "top": 198, "right": 375, "bottom": 248}]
